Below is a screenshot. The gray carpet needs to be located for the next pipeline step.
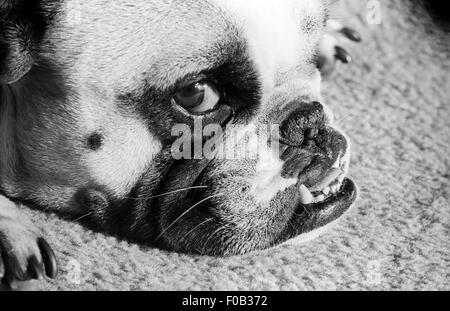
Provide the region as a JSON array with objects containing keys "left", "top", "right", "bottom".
[{"left": 21, "top": 0, "right": 450, "bottom": 290}]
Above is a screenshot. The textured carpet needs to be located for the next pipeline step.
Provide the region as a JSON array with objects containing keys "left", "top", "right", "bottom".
[{"left": 20, "top": 0, "right": 450, "bottom": 291}]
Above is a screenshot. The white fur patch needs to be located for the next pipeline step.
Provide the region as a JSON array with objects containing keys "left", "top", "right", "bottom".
[
  {"left": 0, "top": 195, "right": 20, "bottom": 219},
  {"left": 250, "top": 141, "right": 297, "bottom": 203},
  {"left": 214, "top": 0, "right": 325, "bottom": 90},
  {"left": 79, "top": 101, "right": 162, "bottom": 197},
  {"left": 85, "top": 121, "right": 161, "bottom": 197}
]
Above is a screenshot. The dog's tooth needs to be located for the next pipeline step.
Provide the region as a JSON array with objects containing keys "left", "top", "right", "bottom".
[
  {"left": 309, "top": 168, "right": 342, "bottom": 192},
  {"left": 299, "top": 185, "right": 314, "bottom": 205},
  {"left": 315, "top": 195, "right": 325, "bottom": 203},
  {"left": 323, "top": 187, "right": 331, "bottom": 196},
  {"left": 330, "top": 182, "right": 340, "bottom": 194},
  {"left": 332, "top": 156, "right": 341, "bottom": 169}
]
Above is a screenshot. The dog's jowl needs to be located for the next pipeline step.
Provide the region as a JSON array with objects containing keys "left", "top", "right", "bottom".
[{"left": 0, "top": 0, "right": 360, "bottom": 287}]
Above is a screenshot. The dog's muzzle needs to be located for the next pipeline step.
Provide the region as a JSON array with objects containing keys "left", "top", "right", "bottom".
[
  {"left": 91, "top": 99, "right": 358, "bottom": 256},
  {"left": 274, "top": 101, "right": 357, "bottom": 243}
]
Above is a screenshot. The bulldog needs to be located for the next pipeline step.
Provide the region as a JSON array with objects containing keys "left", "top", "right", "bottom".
[{"left": 0, "top": 0, "right": 360, "bottom": 287}]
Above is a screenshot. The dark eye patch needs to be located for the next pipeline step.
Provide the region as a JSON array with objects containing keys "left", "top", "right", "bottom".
[{"left": 120, "top": 39, "right": 261, "bottom": 139}]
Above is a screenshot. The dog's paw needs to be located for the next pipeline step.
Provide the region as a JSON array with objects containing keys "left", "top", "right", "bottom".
[
  {"left": 0, "top": 217, "right": 58, "bottom": 289},
  {"left": 316, "top": 20, "right": 362, "bottom": 77}
]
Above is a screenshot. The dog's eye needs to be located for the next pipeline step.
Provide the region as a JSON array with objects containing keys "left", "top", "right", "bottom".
[{"left": 172, "top": 81, "right": 220, "bottom": 114}]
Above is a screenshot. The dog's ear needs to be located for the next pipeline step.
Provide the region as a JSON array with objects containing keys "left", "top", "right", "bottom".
[{"left": 0, "top": 0, "right": 50, "bottom": 84}]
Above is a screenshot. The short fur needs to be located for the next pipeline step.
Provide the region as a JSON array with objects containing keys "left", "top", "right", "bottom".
[{"left": 0, "top": 0, "right": 359, "bottom": 287}]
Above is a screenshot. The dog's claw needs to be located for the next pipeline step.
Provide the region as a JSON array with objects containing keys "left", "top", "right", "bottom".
[
  {"left": 335, "top": 46, "right": 352, "bottom": 64},
  {"left": 341, "top": 27, "right": 362, "bottom": 42},
  {"left": 317, "top": 20, "right": 361, "bottom": 77},
  {"left": 0, "top": 233, "right": 58, "bottom": 288},
  {"left": 26, "top": 255, "right": 44, "bottom": 280},
  {"left": 38, "top": 238, "right": 58, "bottom": 279}
]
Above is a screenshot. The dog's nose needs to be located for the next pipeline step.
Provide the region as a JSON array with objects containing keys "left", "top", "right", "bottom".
[{"left": 280, "top": 102, "right": 326, "bottom": 147}]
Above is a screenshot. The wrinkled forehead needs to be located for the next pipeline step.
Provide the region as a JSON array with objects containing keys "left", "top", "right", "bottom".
[{"left": 49, "top": 0, "right": 326, "bottom": 91}]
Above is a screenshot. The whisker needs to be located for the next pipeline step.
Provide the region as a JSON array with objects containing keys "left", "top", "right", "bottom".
[
  {"left": 296, "top": 203, "right": 311, "bottom": 217},
  {"left": 155, "top": 194, "right": 223, "bottom": 241},
  {"left": 336, "top": 113, "right": 357, "bottom": 125},
  {"left": 358, "top": 187, "right": 371, "bottom": 193},
  {"left": 288, "top": 219, "right": 295, "bottom": 228},
  {"left": 122, "top": 186, "right": 209, "bottom": 201},
  {"left": 179, "top": 217, "right": 214, "bottom": 244},
  {"left": 74, "top": 211, "right": 93, "bottom": 222},
  {"left": 201, "top": 225, "right": 228, "bottom": 256}
]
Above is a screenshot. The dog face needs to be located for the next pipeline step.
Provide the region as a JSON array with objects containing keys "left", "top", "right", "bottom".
[{"left": 0, "top": 0, "right": 357, "bottom": 256}]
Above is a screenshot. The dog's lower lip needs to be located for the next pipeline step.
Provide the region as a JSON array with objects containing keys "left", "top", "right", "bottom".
[{"left": 273, "top": 178, "right": 356, "bottom": 245}]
